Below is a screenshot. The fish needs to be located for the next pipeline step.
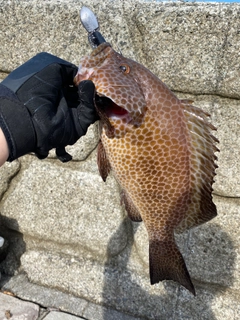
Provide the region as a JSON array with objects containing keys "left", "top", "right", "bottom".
[{"left": 74, "top": 42, "right": 219, "bottom": 295}]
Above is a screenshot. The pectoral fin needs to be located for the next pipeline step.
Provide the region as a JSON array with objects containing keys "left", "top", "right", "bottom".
[{"left": 97, "top": 140, "right": 111, "bottom": 182}]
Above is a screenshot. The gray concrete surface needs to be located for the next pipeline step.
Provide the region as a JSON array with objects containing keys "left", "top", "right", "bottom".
[
  {"left": 43, "top": 312, "right": 83, "bottom": 320},
  {"left": 0, "top": 1, "right": 240, "bottom": 319},
  {"left": 0, "top": 274, "right": 142, "bottom": 320},
  {"left": 0, "top": 292, "right": 39, "bottom": 320},
  {"left": 0, "top": 291, "right": 86, "bottom": 320}
]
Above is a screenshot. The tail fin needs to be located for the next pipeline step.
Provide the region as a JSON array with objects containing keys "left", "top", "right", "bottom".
[{"left": 149, "top": 239, "right": 195, "bottom": 295}]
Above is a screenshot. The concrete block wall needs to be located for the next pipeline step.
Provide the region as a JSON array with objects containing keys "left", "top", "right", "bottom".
[{"left": 0, "top": 1, "right": 239, "bottom": 319}]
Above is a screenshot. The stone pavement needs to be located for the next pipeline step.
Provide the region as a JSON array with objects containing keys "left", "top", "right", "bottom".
[
  {"left": 0, "top": 289, "right": 139, "bottom": 320},
  {"left": 0, "top": 292, "right": 84, "bottom": 320},
  {"left": 0, "top": 274, "right": 141, "bottom": 320}
]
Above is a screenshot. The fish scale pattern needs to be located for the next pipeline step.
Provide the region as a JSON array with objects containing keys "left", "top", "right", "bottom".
[{"left": 74, "top": 43, "right": 218, "bottom": 295}]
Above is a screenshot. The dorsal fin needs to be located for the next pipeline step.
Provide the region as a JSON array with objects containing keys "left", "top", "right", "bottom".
[{"left": 176, "top": 100, "right": 219, "bottom": 233}]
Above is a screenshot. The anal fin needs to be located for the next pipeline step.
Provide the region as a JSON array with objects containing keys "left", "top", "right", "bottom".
[
  {"left": 121, "top": 190, "right": 142, "bottom": 222},
  {"left": 97, "top": 140, "right": 111, "bottom": 182},
  {"left": 149, "top": 238, "right": 195, "bottom": 295}
]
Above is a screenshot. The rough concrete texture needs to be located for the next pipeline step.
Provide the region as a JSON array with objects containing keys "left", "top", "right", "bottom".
[
  {"left": 43, "top": 311, "right": 83, "bottom": 320},
  {"left": 1, "top": 274, "right": 142, "bottom": 320},
  {"left": 0, "top": 154, "right": 128, "bottom": 260},
  {"left": 0, "top": 292, "right": 39, "bottom": 320},
  {"left": 0, "top": 0, "right": 240, "bottom": 319},
  {"left": 0, "top": 161, "right": 20, "bottom": 199}
]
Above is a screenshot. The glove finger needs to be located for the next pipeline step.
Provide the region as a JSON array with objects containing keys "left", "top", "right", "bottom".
[
  {"left": 53, "top": 94, "right": 78, "bottom": 146},
  {"left": 63, "top": 85, "right": 79, "bottom": 109},
  {"left": 60, "top": 64, "right": 80, "bottom": 109},
  {"left": 35, "top": 149, "right": 49, "bottom": 160},
  {"left": 72, "top": 81, "right": 99, "bottom": 137},
  {"left": 60, "top": 64, "right": 78, "bottom": 87},
  {"left": 78, "top": 80, "right": 96, "bottom": 104},
  {"left": 56, "top": 147, "right": 72, "bottom": 162}
]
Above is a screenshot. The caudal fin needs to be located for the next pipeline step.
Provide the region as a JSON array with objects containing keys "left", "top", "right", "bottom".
[{"left": 149, "top": 239, "right": 195, "bottom": 295}]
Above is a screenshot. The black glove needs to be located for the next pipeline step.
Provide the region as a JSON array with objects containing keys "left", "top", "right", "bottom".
[{"left": 0, "top": 52, "right": 98, "bottom": 162}]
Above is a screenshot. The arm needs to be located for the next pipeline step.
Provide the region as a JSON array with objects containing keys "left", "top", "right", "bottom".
[{"left": 0, "top": 127, "right": 9, "bottom": 166}]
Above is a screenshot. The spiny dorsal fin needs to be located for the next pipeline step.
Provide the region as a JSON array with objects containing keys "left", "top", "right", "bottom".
[{"left": 176, "top": 100, "right": 219, "bottom": 233}]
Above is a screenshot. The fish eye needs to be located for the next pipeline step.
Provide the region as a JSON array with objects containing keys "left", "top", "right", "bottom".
[{"left": 119, "top": 64, "right": 130, "bottom": 74}]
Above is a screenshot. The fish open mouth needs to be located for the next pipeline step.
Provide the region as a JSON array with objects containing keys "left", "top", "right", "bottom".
[
  {"left": 94, "top": 93, "right": 145, "bottom": 138},
  {"left": 95, "top": 94, "right": 130, "bottom": 119}
]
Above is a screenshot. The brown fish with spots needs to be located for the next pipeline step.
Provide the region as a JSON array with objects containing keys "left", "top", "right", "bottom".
[{"left": 74, "top": 42, "right": 219, "bottom": 295}]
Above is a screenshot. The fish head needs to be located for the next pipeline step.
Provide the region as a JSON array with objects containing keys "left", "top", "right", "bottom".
[{"left": 74, "top": 43, "right": 147, "bottom": 138}]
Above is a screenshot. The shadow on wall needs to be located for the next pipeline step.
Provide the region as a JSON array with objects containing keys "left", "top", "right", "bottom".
[
  {"left": 0, "top": 214, "right": 236, "bottom": 320},
  {"left": 102, "top": 218, "right": 236, "bottom": 320},
  {"left": 0, "top": 216, "right": 26, "bottom": 283}
]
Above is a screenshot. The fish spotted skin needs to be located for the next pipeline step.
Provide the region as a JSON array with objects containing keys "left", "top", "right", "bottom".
[{"left": 74, "top": 43, "right": 218, "bottom": 295}]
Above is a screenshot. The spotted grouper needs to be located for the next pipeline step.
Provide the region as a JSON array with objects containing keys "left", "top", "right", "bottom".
[{"left": 74, "top": 42, "right": 218, "bottom": 295}]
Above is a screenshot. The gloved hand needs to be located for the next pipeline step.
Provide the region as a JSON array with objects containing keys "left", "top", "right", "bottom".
[{"left": 0, "top": 52, "right": 98, "bottom": 162}]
